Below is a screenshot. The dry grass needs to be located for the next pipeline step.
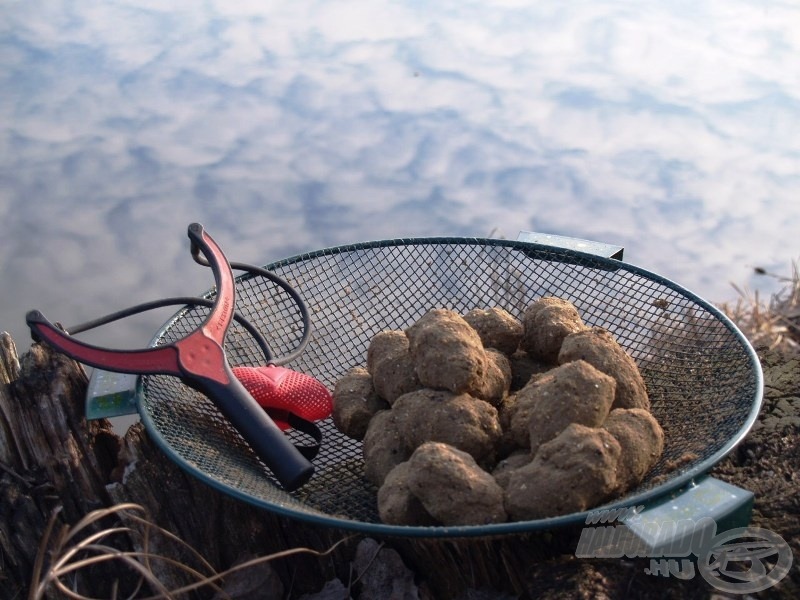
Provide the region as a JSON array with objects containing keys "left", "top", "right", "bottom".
[
  {"left": 29, "top": 503, "right": 350, "bottom": 600},
  {"left": 719, "top": 260, "right": 800, "bottom": 357}
]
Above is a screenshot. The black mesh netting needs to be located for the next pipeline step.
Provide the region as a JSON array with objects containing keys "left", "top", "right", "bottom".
[{"left": 141, "top": 238, "right": 760, "bottom": 536}]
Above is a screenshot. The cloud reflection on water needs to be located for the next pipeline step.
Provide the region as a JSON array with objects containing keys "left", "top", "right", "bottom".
[{"left": 1, "top": 0, "right": 799, "bottom": 349}]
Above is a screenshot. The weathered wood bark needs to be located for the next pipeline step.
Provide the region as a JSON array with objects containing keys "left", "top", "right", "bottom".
[
  {"left": 2, "top": 332, "right": 798, "bottom": 599},
  {"left": 0, "top": 333, "right": 127, "bottom": 597}
]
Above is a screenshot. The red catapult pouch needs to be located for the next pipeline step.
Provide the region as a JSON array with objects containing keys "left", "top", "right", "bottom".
[{"left": 233, "top": 365, "right": 332, "bottom": 431}]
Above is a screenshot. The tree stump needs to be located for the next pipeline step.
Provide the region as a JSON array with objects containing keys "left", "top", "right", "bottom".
[{"left": 0, "top": 335, "right": 353, "bottom": 599}]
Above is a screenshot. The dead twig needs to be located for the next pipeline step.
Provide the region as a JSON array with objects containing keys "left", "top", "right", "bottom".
[{"left": 30, "top": 503, "right": 352, "bottom": 600}]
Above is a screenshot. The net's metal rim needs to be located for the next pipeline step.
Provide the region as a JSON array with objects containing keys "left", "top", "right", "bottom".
[{"left": 136, "top": 237, "right": 765, "bottom": 538}]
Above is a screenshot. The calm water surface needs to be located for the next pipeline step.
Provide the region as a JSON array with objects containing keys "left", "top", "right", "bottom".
[{"left": 1, "top": 0, "right": 799, "bottom": 350}]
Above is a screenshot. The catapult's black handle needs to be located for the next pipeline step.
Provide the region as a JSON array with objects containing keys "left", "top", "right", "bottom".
[
  {"left": 180, "top": 223, "right": 315, "bottom": 491},
  {"left": 193, "top": 364, "right": 314, "bottom": 491}
]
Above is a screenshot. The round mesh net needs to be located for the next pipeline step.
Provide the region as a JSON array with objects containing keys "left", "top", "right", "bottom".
[{"left": 140, "top": 238, "right": 761, "bottom": 536}]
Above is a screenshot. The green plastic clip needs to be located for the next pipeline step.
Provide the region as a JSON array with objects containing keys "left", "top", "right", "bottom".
[{"left": 85, "top": 370, "right": 139, "bottom": 420}]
